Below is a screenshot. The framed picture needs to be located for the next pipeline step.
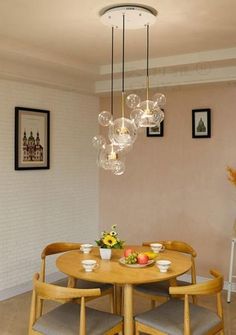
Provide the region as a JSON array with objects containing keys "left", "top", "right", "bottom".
[
  {"left": 146, "top": 121, "right": 164, "bottom": 137},
  {"left": 15, "top": 107, "right": 50, "bottom": 170},
  {"left": 192, "top": 108, "right": 211, "bottom": 138}
]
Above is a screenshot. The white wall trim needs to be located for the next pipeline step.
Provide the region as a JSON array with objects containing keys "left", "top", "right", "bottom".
[
  {"left": 0, "top": 273, "right": 235, "bottom": 302},
  {"left": 0, "top": 272, "right": 66, "bottom": 301},
  {"left": 95, "top": 65, "right": 236, "bottom": 93},
  {"left": 100, "top": 47, "right": 236, "bottom": 75}
]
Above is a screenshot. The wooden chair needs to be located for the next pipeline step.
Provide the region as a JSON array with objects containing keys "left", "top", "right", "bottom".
[
  {"left": 134, "top": 240, "right": 197, "bottom": 306},
  {"left": 29, "top": 273, "right": 123, "bottom": 335},
  {"left": 39, "top": 242, "right": 114, "bottom": 315},
  {"left": 135, "top": 269, "right": 224, "bottom": 335}
]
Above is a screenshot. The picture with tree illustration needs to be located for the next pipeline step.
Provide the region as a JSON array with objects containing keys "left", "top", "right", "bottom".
[{"left": 192, "top": 108, "right": 211, "bottom": 138}]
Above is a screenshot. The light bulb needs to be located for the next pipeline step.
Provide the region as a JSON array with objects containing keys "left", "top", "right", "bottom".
[
  {"left": 126, "top": 94, "right": 141, "bottom": 109},
  {"left": 112, "top": 160, "right": 125, "bottom": 175},
  {"left": 97, "top": 143, "right": 125, "bottom": 171},
  {"left": 153, "top": 93, "right": 166, "bottom": 108},
  {"left": 98, "top": 111, "right": 112, "bottom": 127},
  {"left": 92, "top": 135, "right": 106, "bottom": 149},
  {"left": 136, "top": 100, "right": 165, "bottom": 128},
  {"left": 108, "top": 117, "right": 137, "bottom": 148},
  {"left": 139, "top": 100, "right": 154, "bottom": 113}
]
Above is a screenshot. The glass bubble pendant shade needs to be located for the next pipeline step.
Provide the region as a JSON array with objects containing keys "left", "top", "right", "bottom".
[
  {"left": 129, "top": 24, "right": 166, "bottom": 128},
  {"left": 97, "top": 143, "right": 126, "bottom": 175},
  {"left": 109, "top": 116, "right": 137, "bottom": 148}
]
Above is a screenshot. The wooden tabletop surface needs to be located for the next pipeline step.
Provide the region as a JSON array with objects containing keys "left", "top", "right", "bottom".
[{"left": 56, "top": 245, "right": 192, "bottom": 285}]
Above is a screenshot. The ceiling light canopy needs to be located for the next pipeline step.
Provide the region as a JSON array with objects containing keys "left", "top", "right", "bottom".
[{"left": 93, "top": 4, "right": 166, "bottom": 175}]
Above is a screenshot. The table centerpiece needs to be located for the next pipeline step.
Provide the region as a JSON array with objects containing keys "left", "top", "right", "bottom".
[{"left": 95, "top": 225, "right": 124, "bottom": 260}]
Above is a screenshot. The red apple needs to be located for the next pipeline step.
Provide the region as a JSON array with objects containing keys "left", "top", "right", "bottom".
[
  {"left": 137, "top": 253, "right": 149, "bottom": 265},
  {"left": 124, "top": 248, "right": 133, "bottom": 257}
]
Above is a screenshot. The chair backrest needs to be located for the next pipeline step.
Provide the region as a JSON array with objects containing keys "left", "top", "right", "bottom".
[
  {"left": 143, "top": 240, "right": 197, "bottom": 284},
  {"left": 169, "top": 270, "right": 224, "bottom": 335},
  {"left": 40, "top": 242, "right": 81, "bottom": 282},
  {"left": 29, "top": 273, "right": 101, "bottom": 335}
]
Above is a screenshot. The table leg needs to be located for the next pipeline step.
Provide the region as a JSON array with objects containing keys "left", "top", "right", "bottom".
[{"left": 123, "top": 284, "right": 133, "bottom": 335}]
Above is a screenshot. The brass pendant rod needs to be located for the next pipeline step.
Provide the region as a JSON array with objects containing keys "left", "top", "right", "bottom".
[
  {"left": 111, "top": 26, "right": 114, "bottom": 116},
  {"left": 146, "top": 24, "right": 150, "bottom": 100},
  {"left": 121, "top": 13, "right": 125, "bottom": 119}
]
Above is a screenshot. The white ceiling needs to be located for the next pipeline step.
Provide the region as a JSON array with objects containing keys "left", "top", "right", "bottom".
[{"left": 0, "top": 0, "right": 235, "bottom": 93}]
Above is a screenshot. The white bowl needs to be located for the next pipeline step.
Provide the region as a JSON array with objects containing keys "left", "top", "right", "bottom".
[
  {"left": 150, "top": 243, "right": 163, "bottom": 253},
  {"left": 156, "top": 260, "right": 171, "bottom": 273}
]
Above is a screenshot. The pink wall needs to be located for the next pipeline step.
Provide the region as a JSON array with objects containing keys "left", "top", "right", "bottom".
[{"left": 99, "top": 83, "right": 236, "bottom": 277}]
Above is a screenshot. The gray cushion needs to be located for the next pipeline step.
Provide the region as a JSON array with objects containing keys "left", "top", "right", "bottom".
[
  {"left": 135, "top": 299, "right": 221, "bottom": 335},
  {"left": 135, "top": 279, "right": 190, "bottom": 297},
  {"left": 55, "top": 278, "right": 112, "bottom": 292},
  {"left": 33, "top": 302, "right": 123, "bottom": 335}
]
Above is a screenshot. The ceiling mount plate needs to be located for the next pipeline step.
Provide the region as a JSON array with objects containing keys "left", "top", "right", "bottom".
[{"left": 100, "top": 4, "right": 157, "bottom": 29}]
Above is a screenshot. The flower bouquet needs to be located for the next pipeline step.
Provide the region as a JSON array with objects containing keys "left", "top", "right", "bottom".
[{"left": 95, "top": 225, "right": 124, "bottom": 259}]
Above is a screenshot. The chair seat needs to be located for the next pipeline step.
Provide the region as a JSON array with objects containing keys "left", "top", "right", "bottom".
[
  {"left": 33, "top": 302, "right": 123, "bottom": 335},
  {"left": 55, "top": 278, "right": 112, "bottom": 292},
  {"left": 135, "top": 279, "right": 189, "bottom": 297},
  {"left": 135, "top": 298, "right": 221, "bottom": 335}
]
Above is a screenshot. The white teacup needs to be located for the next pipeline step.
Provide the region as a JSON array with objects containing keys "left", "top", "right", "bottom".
[
  {"left": 156, "top": 260, "right": 171, "bottom": 273},
  {"left": 80, "top": 244, "right": 93, "bottom": 254},
  {"left": 150, "top": 243, "right": 164, "bottom": 253},
  {"left": 81, "top": 260, "right": 98, "bottom": 272}
]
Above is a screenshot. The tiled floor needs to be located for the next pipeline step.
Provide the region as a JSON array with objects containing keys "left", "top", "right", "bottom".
[{"left": 0, "top": 289, "right": 235, "bottom": 334}]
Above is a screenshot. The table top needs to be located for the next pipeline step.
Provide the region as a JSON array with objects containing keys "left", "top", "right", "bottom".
[{"left": 56, "top": 246, "right": 192, "bottom": 285}]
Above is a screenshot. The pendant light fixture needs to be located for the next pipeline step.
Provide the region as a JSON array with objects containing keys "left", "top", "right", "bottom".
[
  {"left": 93, "top": 4, "right": 165, "bottom": 174},
  {"left": 93, "top": 26, "right": 126, "bottom": 175},
  {"left": 107, "top": 13, "right": 137, "bottom": 149},
  {"left": 128, "top": 24, "right": 166, "bottom": 128}
]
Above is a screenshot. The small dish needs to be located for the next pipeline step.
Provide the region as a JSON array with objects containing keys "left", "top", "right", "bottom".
[{"left": 119, "top": 257, "right": 155, "bottom": 268}]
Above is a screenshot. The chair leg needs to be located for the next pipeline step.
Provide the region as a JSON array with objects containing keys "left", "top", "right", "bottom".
[
  {"left": 110, "top": 288, "right": 115, "bottom": 313},
  {"left": 151, "top": 299, "right": 156, "bottom": 309}
]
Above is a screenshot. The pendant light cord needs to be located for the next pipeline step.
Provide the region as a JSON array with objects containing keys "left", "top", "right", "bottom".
[
  {"left": 146, "top": 24, "right": 150, "bottom": 100},
  {"left": 111, "top": 26, "right": 114, "bottom": 116},
  {"left": 121, "top": 13, "right": 125, "bottom": 119}
]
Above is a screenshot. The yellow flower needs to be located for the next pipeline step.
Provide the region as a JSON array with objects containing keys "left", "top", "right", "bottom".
[{"left": 103, "top": 234, "right": 117, "bottom": 247}]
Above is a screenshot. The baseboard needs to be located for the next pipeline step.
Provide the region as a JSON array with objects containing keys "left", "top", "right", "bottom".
[
  {"left": 179, "top": 273, "right": 236, "bottom": 292},
  {"left": 0, "top": 273, "right": 235, "bottom": 302},
  {"left": 0, "top": 272, "right": 66, "bottom": 301}
]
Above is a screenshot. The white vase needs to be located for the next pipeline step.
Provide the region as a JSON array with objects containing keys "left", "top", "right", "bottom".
[{"left": 99, "top": 248, "right": 112, "bottom": 260}]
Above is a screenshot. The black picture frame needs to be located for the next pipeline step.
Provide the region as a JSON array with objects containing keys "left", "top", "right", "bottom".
[
  {"left": 192, "top": 108, "right": 211, "bottom": 138},
  {"left": 15, "top": 107, "right": 50, "bottom": 170},
  {"left": 146, "top": 121, "right": 164, "bottom": 137}
]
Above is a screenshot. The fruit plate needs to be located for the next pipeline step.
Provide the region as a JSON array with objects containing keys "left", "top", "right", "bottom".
[{"left": 119, "top": 257, "right": 155, "bottom": 268}]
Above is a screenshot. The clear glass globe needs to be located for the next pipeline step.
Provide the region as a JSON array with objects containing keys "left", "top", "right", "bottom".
[
  {"left": 98, "top": 111, "right": 112, "bottom": 127},
  {"left": 138, "top": 105, "right": 164, "bottom": 128},
  {"left": 97, "top": 143, "right": 125, "bottom": 170},
  {"left": 126, "top": 94, "right": 141, "bottom": 109},
  {"left": 112, "top": 160, "right": 125, "bottom": 175},
  {"left": 139, "top": 100, "right": 155, "bottom": 113},
  {"left": 130, "top": 108, "right": 143, "bottom": 128},
  {"left": 154, "top": 107, "right": 165, "bottom": 124},
  {"left": 92, "top": 135, "right": 106, "bottom": 149},
  {"left": 108, "top": 117, "right": 137, "bottom": 148},
  {"left": 153, "top": 93, "right": 166, "bottom": 108}
]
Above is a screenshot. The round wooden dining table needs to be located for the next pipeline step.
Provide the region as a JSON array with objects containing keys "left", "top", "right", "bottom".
[{"left": 56, "top": 245, "right": 192, "bottom": 335}]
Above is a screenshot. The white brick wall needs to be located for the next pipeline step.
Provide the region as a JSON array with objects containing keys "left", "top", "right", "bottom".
[{"left": 0, "top": 79, "right": 99, "bottom": 296}]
